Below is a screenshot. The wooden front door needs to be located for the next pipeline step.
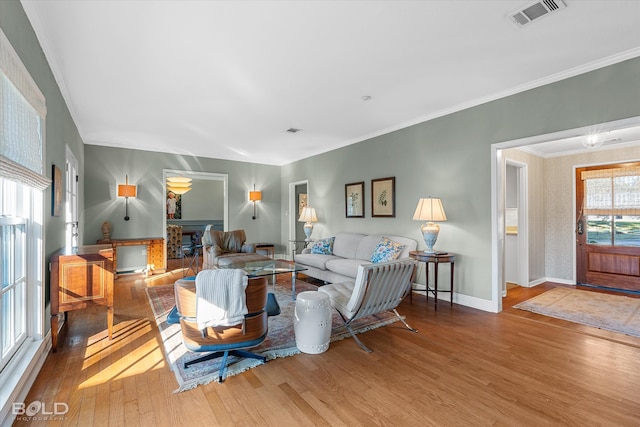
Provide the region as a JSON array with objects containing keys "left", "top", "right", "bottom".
[{"left": 576, "top": 163, "right": 640, "bottom": 291}]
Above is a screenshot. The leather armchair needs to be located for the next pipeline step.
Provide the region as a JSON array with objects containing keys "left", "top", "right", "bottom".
[
  {"left": 174, "top": 274, "right": 269, "bottom": 382},
  {"left": 202, "top": 227, "right": 261, "bottom": 269}
]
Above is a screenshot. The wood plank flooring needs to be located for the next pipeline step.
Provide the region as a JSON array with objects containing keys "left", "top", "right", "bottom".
[{"left": 13, "top": 261, "right": 640, "bottom": 426}]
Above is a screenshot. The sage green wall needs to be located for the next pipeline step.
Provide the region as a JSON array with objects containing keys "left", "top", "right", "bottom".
[
  {"left": 180, "top": 179, "right": 224, "bottom": 220},
  {"left": 281, "top": 58, "right": 640, "bottom": 304},
  {"left": 83, "top": 145, "right": 282, "bottom": 261},
  {"left": 0, "top": 1, "right": 85, "bottom": 320}
]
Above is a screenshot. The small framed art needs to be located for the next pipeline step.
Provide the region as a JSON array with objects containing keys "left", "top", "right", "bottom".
[
  {"left": 371, "top": 176, "right": 395, "bottom": 217},
  {"left": 345, "top": 181, "right": 365, "bottom": 218}
]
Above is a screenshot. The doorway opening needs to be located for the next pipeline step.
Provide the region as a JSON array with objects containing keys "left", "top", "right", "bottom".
[
  {"left": 65, "top": 146, "right": 79, "bottom": 248},
  {"left": 162, "top": 169, "right": 228, "bottom": 263},
  {"left": 504, "top": 160, "right": 529, "bottom": 297},
  {"left": 288, "top": 179, "right": 309, "bottom": 260},
  {"left": 491, "top": 116, "right": 640, "bottom": 313}
]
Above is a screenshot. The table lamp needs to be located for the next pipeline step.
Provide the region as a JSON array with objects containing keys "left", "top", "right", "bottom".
[
  {"left": 298, "top": 207, "right": 318, "bottom": 241},
  {"left": 412, "top": 197, "right": 447, "bottom": 253}
]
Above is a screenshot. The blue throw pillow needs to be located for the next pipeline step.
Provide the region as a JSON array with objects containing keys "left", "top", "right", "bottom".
[
  {"left": 310, "top": 237, "right": 335, "bottom": 255},
  {"left": 370, "top": 237, "right": 405, "bottom": 263}
]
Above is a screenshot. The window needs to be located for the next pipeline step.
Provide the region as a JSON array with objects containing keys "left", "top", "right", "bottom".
[
  {"left": 0, "top": 27, "right": 48, "bottom": 414},
  {"left": 582, "top": 167, "right": 640, "bottom": 246}
]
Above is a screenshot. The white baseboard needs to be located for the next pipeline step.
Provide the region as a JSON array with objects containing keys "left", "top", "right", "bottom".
[
  {"left": 410, "top": 283, "right": 496, "bottom": 313},
  {"left": 530, "top": 277, "right": 575, "bottom": 287}
]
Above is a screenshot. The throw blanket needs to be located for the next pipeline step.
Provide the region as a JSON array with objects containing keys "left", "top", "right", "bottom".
[{"left": 195, "top": 269, "right": 248, "bottom": 330}]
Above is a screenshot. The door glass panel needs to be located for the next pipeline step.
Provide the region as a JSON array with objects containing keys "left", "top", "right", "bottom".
[
  {"left": 614, "top": 215, "right": 640, "bottom": 247},
  {"left": 586, "top": 215, "right": 640, "bottom": 246},
  {"left": 586, "top": 215, "right": 611, "bottom": 245}
]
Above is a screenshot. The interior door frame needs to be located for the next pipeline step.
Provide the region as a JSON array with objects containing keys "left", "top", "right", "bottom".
[
  {"left": 504, "top": 159, "right": 529, "bottom": 294},
  {"left": 162, "top": 169, "right": 228, "bottom": 261},
  {"left": 65, "top": 145, "right": 79, "bottom": 248},
  {"left": 288, "top": 179, "right": 309, "bottom": 259}
]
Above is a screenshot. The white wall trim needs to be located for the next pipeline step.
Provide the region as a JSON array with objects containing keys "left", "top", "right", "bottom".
[{"left": 0, "top": 334, "right": 51, "bottom": 427}]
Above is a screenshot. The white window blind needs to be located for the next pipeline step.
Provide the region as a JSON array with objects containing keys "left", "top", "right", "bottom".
[
  {"left": 0, "top": 28, "right": 48, "bottom": 189},
  {"left": 582, "top": 167, "right": 640, "bottom": 216}
]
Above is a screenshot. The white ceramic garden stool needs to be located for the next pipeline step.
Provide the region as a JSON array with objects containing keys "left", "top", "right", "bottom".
[{"left": 294, "top": 291, "right": 332, "bottom": 354}]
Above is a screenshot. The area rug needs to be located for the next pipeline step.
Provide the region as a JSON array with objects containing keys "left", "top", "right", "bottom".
[
  {"left": 513, "top": 287, "right": 640, "bottom": 338},
  {"left": 146, "top": 279, "right": 402, "bottom": 392}
]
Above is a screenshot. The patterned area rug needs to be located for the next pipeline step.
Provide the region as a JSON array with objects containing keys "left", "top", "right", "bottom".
[
  {"left": 146, "top": 279, "right": 402, "bottom": 392},
  {"left": 514, "top": 287, "right": 640, "bottom": 337}
]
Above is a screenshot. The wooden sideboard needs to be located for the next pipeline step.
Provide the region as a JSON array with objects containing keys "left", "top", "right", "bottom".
[
  {"left": 96, "top": 237, "right": 166, "bottom": 278},
  {"left": 50, "top": 245, "right": 114, "bottom": 352}
]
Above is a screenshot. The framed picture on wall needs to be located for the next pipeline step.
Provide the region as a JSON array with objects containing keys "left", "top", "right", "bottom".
[
  {"left": 371, "top": 177, "right": 395, "bottom": 217},
  {"left": 345, "top": 181, "right": 365, "bottom": 218},
  {"left": 299, "top": 193, "right": 308, "bottom": 216},
  {"left": 51, "top": 164, "right": 62, "bottom": 217}
]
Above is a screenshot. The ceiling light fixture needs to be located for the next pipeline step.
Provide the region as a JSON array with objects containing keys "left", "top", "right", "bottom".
[
  {"left": 582, "top": 134, "right": 603, "bottom": 148},
  {"left": 286, "top": 128, "right": 302, "bottom": 133}
]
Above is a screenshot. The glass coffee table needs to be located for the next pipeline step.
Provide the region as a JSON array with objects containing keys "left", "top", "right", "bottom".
[{"left": 220, "top": 259, "right": 307, "bottom": 300}]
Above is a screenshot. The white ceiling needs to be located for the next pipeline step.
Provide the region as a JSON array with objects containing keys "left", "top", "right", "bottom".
[{"left": 20, "top": 0, "right": 640, "bottom": 166}]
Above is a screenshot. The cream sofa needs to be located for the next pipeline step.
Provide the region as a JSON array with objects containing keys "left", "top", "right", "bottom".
[{"left": 294, "top": 232, "right": 417, "bottom": 283}]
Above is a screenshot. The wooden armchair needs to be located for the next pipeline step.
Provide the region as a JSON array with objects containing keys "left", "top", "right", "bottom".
[{"left": 318, "top": 258, "right": 417, "bottom": 352}]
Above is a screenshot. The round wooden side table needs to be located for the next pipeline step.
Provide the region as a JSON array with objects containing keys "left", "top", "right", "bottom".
[{"left": 409, "top": 251, "right": 456, "bottom": 311}]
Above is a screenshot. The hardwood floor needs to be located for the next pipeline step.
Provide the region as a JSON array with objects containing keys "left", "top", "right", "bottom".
[{"left": 14, "top": 262, "right": 640, "bottom": 426}]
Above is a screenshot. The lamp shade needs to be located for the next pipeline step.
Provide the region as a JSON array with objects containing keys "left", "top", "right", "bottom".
[
  {"left": 117, "top": 175, "right": 136, "bottom": 198},
  {"left": 298, "top": 207, "right": 318, "bottom": 223},
  {"left": 249, "top": 190, "right": 262, "bottom": 202},
  {"left": 117, "top": 184, "right": 136, "bottom": 198},
  {"left": 167, "top": 186, "right": 191, "bottom": 195},
  {"left": 166, "top": 181, "right": 191, "bottom": 188},
  {"left": 166, "top": 176, "right": 192, "bottom": 183},
  {"left": 412, "top": 197, "right": 447, "bottom": 222}
]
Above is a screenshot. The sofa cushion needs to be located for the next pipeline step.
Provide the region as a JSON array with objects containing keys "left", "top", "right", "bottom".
[
  {"left": 357, "top": 235, "right": 418, "bottom": 260},
  {"left": 294, "top": 253, "right": 340, "bottom": 270},
  {"left": 215, "top": 253, "right": 270, "bottom": 267},
  {"left": 318, "top": 280, "right": 354, "bottom": 317},
  {"left": 370, "top": 237, "right": 405, "bottom": 263},
  {"left": 354, "top": 235, "right": 385, "bottom": 260},
  {"left": 332, "top": 232, "right": 366, "bottom": 259},
  {"left": 310, "top": 237, "right": 335, "bottom": 255},
  {"left": 325, "top": 258, "right": 371, "bottom": 279}
]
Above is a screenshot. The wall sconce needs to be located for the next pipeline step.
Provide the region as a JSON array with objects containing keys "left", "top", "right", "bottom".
[
  {"left": 298, "top": 207, "right": 318, "bottom": 241},
  {"left": 412, "top": 197, "right": 447, "bottom": 253},
  {"left": 117, "top": 175, "right": 137, "bottom": 221},
  {"left": 249, "top": 184, "right": 262, "bottom": 220}
]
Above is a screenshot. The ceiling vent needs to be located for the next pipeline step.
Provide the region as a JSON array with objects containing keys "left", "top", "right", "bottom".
[{"left": 509, "top": 0, "right": 567, "bottom": 27}]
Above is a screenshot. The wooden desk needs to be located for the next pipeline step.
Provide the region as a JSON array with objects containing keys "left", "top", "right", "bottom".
[
  {"left": 409, "top": 251, "right": 456, "bottom": 311},
  {"left": 50, "top": 245, "right": 114, "bottom": 352},
  {"left": 97, "top": 237, "right": 165, "bottom": 278}
]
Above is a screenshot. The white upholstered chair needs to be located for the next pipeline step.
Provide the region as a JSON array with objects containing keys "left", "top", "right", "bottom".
[{"left": 318, "top": 258, "right": 418, "bottom": 352}]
